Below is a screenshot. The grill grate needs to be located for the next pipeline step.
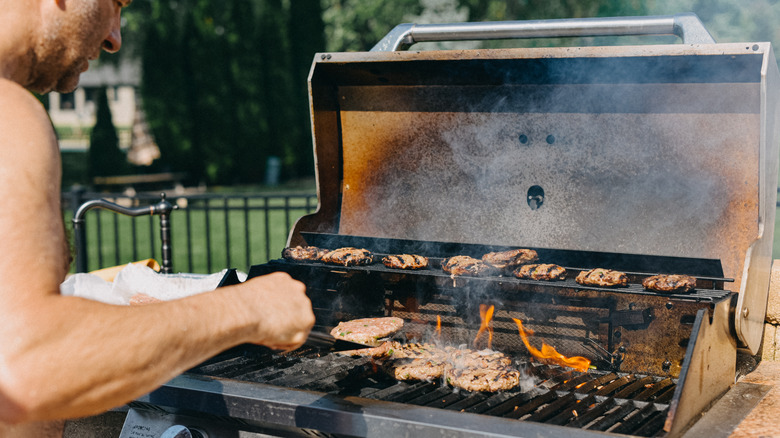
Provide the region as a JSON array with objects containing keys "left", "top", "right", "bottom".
[{"left": 186, "top": 344, "right": 673, "bottom": 437}]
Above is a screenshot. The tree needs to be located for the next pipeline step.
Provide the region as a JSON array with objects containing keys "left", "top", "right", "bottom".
[
  {"left": 138, "top": 0, "right": 325, "bottom": 186},
  {"left": 321, "top": 0, "right": 422, "bottom": 52},
  {"left": 88, "top": 87, "right": 128, "bottom": 180}
]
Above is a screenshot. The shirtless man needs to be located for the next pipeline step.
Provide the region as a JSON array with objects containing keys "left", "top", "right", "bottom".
[{"left": 0, "top": 0, "right": 314, "bottom": 435}]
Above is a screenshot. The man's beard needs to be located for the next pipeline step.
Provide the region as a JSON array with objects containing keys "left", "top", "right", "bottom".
[
  {"left": 26, "top": 3, "right": 98, "bottom": 94},
  {"left": 25, "top": 56, "right": 82, "bottom": 94}
]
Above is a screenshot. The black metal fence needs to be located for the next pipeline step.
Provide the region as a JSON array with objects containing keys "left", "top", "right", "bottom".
[
  {"left": 62, "top": 189, "right": 318, "bottom": 274},
  {"left": 63, "top": 188, "right": 780, "bottom": 274}
]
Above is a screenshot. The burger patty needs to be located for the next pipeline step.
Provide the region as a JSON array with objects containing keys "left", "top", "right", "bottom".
[
  {"left": 339, "top": 341, "right": 432, "bottom": 358},
  {"left": 445, "top": 364, "right": 522, "bottom": 392},
  {"left": 342, "top": 341, "right": 521, "bottom": 392},
  {"left": 383, "top": 356, "right": 447, "bottom": 381},
  {"left": 320, "top": 247, "right": 375, "bottom": 266},
  {"left": 575, "top": 268, "right": 629, "bottom": 287},
  {"left": 442, "top": 255, "right": 494, "bottom": 277},
  {"left": 282, "top": 245, "right": 329, "bottom": 262},
  {"left": 481, "top": 248, "right": 539, "bottom": 271},
  {"left": 514, "top": 263, "right": 567, "bottom": 281},
  {"left": 382, "top": 254, "right": 429, "bottom": 270},
  {"left": 329, "top": 317, "right": 404, "bottom": 346},
  {"left": 642, "top": 274, "right": 697, "bottom": 293},
  {"left": 444, "top": 349, "right": 520, "bottom": 392}
]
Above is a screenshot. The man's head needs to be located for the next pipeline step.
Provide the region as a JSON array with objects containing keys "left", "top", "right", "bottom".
[{"left": 25, "top": 0, "right": 131, "bottom": 94}]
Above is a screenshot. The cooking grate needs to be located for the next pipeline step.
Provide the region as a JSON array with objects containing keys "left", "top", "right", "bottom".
[{"left": 186, "top": 344, "right": 674, "bottom": 437}]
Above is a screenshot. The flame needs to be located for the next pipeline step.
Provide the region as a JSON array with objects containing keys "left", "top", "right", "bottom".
[
  {"left": 473, "top": 304, "right": 495, "bottom": 349},
  {"left": 436, "top": 315, "right": 442, "bottom": 338},
  {"left": 512, "top": 318, "right": 591, "bottom": 372}
]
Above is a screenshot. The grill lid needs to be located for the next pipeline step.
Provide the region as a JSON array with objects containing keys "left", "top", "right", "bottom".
[{"left": 293, "top": 15, "right": 780, "bottom": 353}]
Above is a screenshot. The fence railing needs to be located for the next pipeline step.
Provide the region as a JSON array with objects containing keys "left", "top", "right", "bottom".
[
  {"left": 62, "top": 187, "right": 780, "bottom": 274},
  {"left": 62, "top": 189, "right": 318, "bottom": 274}
]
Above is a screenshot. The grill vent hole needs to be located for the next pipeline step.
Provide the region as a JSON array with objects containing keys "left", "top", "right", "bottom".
[
  {"left": 527, "top": 186, "right": 545, "bottom": 210},
  {"left": 518, "top": 134, "right": 528, "bottom": 144}
]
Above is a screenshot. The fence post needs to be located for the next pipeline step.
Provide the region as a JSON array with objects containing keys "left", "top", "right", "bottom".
[{"left": 68, "top": 186, "right": 89, "bottom": 272}]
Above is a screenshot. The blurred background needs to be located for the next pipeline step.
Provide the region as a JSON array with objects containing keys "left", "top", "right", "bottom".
[
  {"left": 54, "top": 0, "right": 780, "bottom": 273},
  {"left": 53, "top": 0, "right": 780, "bottom": 190}
]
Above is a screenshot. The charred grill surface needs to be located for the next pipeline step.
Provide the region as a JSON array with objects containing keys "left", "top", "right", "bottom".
[{"left": 185, "top": 344, "right": 675, "bottom": 437}]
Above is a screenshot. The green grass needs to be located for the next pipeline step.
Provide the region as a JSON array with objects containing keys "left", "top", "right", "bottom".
[{"left": 66, "top": 195, "right": 316, "bottom": 274}]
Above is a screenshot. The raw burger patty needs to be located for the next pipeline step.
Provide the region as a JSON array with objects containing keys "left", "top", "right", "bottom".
[{"left": 330, "top": 317, "right": 404, "bottom": 346}]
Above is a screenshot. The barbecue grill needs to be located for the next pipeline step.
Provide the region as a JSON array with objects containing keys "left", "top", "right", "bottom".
[{"left": 118, "top": 13, "right": 780, "bottom": 438}]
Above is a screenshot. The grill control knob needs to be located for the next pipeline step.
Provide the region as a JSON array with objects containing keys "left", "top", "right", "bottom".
[{"left": 161, "top": 425, "right": 208, "bottom": 438}]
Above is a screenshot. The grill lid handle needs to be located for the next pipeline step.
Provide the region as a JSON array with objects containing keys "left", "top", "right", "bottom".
[{"left": 371, "top": 13, "right": 715, "bottom": 51}]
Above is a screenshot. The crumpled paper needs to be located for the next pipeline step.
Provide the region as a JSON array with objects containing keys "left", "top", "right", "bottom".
[{"left": 60, "top": 263, "right": 247, "bottom": 305}]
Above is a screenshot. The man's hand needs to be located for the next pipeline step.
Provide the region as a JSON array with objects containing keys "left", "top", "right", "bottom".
[{"left": 239, "top": 272, "right": 314, "bottom": 351}]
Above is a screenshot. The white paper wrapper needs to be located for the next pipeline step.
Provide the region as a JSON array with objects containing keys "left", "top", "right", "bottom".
[{"left": 60, "top": 264, "right": 246, "bottom": 305}]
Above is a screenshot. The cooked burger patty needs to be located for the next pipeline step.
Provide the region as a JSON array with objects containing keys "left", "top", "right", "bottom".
[
  {"left": 442, "top": 255, "right": 494, "bottom": 277},
  {"left": 642, "top": 274, "right": 696, "bottom": 293},
  {"left": 282, "top": 245, "right": 329, "bottom": 262},
  {"left": 481, "top": 248, "right": 538, "bottom": 271},
  {"left": 343, "top": 341, "right": 521, "bottom": 391},
  {"left": 339, "top": 341, "right": 434, "bottom": 358},
  {"left": 330, "top": 317, "right": 404, "bottom": 346},
  {"left": 320, "top": 247, "right": 374, "bottom": 266},
  {"left": 382, "top": 254, "right": 429, "bottom": 270},
  {"left": 514, "top": 263, "right": 567, "bottom": 281},
  {"left": 383, "top": 354, "right": 447, "bottom": 381},
  {"left": 444, "top": 349, "right": 520, "bottom": 392},
  {"left": 575, "top": 268, "right": 629, "bottom": 287}
]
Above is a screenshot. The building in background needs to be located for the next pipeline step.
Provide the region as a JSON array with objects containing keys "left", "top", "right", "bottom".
[{"left": 48, "top": 60, "right": 140, "bottom": 152}]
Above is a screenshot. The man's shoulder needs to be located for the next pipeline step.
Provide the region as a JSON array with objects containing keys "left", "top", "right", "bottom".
[
  {"left": 0, "top": 79, "right": 53, "bottom": 133},
  {"left": 0, "top": 79, "right": 49, "bottom": 118}
]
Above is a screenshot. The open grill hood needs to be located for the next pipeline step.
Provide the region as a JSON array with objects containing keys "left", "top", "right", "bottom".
[{"left": 293, "top": 20, "right": 780, "bottom": 354}]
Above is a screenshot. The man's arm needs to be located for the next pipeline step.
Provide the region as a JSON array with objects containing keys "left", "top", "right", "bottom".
[{"left": 0, "top": 80, "right": 314, "bottom": 423}]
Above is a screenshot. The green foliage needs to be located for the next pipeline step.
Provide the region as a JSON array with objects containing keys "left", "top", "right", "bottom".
[
  {"left": 321, "top": 0, "right": 422, "bottom": 51},
  {"left": 88, "top": 87, "right": 128, "bottom": 179},
  {"left": 137, "top": 0, "right": 323, "bottom": 186},
  {"left": 121, "top": 0, "right": 780, "bottom": 188}
]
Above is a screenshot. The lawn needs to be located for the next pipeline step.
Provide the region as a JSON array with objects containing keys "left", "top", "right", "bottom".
[{"left": 66, "top": 194, "right": 317, "bottom": 274}]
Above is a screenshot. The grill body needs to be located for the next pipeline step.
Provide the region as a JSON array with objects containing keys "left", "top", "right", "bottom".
[{"left": 123, "top": 14, "right": 780, "bottom": 438}]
